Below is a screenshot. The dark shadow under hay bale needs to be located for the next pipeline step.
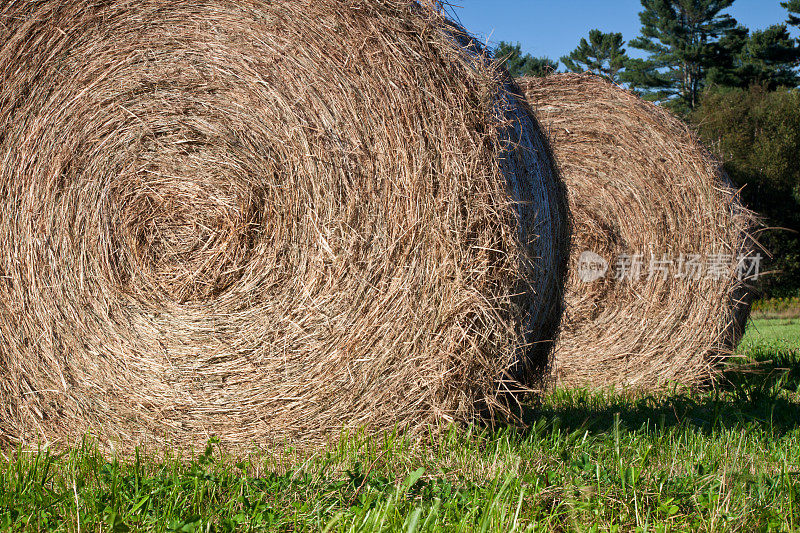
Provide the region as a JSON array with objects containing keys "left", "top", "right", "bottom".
[
  {"left": 517, "top": 73, "right": 758, "bottom": 390},
  {"left": 0, "top": 0, "right": 568, "bottom": 451}
]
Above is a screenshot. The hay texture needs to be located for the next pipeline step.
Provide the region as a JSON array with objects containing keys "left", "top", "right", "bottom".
[
  {"left": 0, "top": 0, "right": 567, "bottom": 450},
  {"left": 518, "top": 73, "right": 756, "bottom": 390}
]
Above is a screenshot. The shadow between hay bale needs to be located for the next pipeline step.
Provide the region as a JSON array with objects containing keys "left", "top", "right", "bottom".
[
  {"left": 517, "top": 73, "right": 758, "bottom": 390},
  {"left": 0, "top": 0, "right": 568, "bottom": 451}
]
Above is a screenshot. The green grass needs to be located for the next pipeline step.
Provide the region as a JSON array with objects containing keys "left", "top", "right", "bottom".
[
  {"left": 1, "top": 320, "right": 799, "bottom": 532},
  {"left": 741, "top": 317, "right": 800, "bottom": 352}
]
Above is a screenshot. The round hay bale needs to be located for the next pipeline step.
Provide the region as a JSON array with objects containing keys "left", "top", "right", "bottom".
[
  {"left": 517, "top": 73, "right": 757, "bottom": 390},
  {"left": 0, "top": 0, "right": 567, "bottom": 450}
]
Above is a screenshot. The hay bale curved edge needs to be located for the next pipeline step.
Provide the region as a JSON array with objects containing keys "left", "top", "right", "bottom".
[
  {"left": 518, "top": 73, "right": 758, "bottom": 390},
  {"left": 0, "top": 0, "right": 568, "bottom": 450}
]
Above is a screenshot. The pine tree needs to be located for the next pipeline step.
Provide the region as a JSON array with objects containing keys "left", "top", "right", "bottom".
[
  {"left": 525, "top": 56, "right": 559, "bottom": 77},
  {"left": 707, "top": 24, "right": 800, "bottom": 89},
  {"left": 738, "top": 24, "right": 800, "bottom": 88},
  {"left": 782, "top": 0, "right": 800, "bottom": 27},
  {"left": 703, "top": 24, "right": 749, "bottom": 87},
  {"left": 622, "top": 0, "right": 738, "bottom": 112},
  {"left": 561, "top": 30, "right": 629, "bottom": 82},
  {"left": 495, "top": 41, "right": 558, "bottom": 78}
]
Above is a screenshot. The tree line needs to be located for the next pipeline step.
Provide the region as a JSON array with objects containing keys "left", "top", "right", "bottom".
[{"left": 497, "top": 0, "right": 800, "bottom": 298}]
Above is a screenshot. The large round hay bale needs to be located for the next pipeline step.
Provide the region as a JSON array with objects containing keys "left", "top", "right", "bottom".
[
  {"left": 0, "top": 0, "right": 567, "bottom": 449},
  {"left": 518, "top": 73, "right": 757, "bottom": 390}
]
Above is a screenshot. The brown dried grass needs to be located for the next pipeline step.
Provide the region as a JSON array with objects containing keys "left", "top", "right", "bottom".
[
  {"left": 517, "top": 73, "right": 757, "bottom": 390},
  {"left": 0, "top": 0, "right": 568, "bottom": 451}
]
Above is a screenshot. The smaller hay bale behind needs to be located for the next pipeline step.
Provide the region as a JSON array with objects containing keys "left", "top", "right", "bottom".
[
  {"left": 0, "top": 0, "right": 568, "bottom": 451},
  {"left": 518, "top": 73, "right": 758, "bottom": 390}
]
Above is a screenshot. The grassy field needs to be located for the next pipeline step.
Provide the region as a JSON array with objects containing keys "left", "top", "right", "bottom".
[
  {"left": 1, "top": 320, "right": 799, "bottom": 532},
  {"left": 741, "top": 317, "right": 800, "bottom": 351}
]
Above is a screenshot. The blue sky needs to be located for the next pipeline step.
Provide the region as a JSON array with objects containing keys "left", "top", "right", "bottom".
[{"left": 451, "top": 0, "right": 798, "bottom": 64}]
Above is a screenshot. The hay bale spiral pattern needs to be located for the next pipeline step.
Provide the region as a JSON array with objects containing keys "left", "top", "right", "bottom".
[
  {"left": 0, "top": 0, "right": 566, "bottom": 448},
  {"left": 519, "top": 74, "right": 757, "bottom": 390}
]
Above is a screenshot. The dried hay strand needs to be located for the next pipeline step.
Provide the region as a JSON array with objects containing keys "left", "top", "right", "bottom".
[
  {"left": 517, "top": 73, "right": 757, "bottom": 390},
  {"left": 0, "top": 0, "right": 567, "bottom": 450}
]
